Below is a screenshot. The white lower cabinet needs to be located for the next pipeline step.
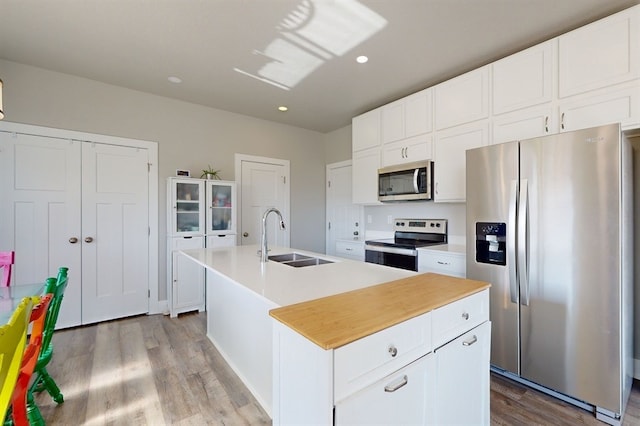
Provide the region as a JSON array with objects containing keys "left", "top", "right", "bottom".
[
  {"left": 168, "top": 236, "right": 205, "bottom": 318},
  {"left": 335, "top": 239, "right": 365, "bottom": 261},
  {"left": 433, "top": 321, "right": 491, "bottom": 425},
  {"left": 418, "top": 246, "right": 466, "bottom": 278},
  {"left": 272, "top": 289, "right": 491, "bottom": 425},
  {"left": 335, "top": 353, "right": 436, "bottom": 425}
]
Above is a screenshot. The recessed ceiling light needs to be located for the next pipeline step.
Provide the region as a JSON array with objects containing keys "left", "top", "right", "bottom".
[
  {"left": 168, "top": 76, "right": 182, "bottom": 84},
  {"left": 278, "top": 106, "right": 288, "bottom": 112},
  {"left": 356, "top": 55, "right": 368, "bottom": 64}
]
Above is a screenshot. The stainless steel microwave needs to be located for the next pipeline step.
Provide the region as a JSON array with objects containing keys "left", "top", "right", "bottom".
[{"left": 378, "top": 160, "right": 433, "bottom": 202}]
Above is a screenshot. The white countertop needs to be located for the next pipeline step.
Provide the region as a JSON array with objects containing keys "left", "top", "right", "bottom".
[{"left": 181, "top": 245, "right": 415, "bottom": 307}]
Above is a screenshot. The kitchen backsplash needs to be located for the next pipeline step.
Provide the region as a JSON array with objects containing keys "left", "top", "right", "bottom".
[{"left": 363, "top": 202, "right": 466, "bottom": 245}]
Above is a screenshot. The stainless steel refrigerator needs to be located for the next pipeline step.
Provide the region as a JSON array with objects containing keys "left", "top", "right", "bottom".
[{"left": 466, "top": 123, "right": 633, "bottom": 425}]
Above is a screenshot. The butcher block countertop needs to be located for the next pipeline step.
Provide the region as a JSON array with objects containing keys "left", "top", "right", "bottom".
[{"left": 269, "top": 273, "right": 490, "bottom": 350}]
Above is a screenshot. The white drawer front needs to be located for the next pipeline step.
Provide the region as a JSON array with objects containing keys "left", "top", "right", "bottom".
[
  {"left": 419, "top": 252, "right": 465, "bottom": 277},
  {"left": 334, "top": 312, "right": 432, "bottom": 402},
  {"left": 335, "top": 240, "right": 364, "bottom": 261},
  {"left": 432, "top": 290, "right": 489, "bottom": 349}
]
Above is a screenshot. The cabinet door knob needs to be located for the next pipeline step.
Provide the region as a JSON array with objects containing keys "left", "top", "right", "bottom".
[
  {"left": 84, "top": 236, "right": 94, "bottom": 243},
  {"left": 388, "top": 345, "right": 398, "bottom": 357},
  {"left": 243, "top": 232, "right": 249, "bottom": 237},
  {"left": 69, "top": 237, "right": 79, "bottom": 244},
  {"left": 462, "top": 312, "right": 470, "bottom": 320}
]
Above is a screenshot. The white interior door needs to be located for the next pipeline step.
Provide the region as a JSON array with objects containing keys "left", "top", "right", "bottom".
[
  {"left": 0, "top": 132, "right": 83, "bottom": 328},
  {"left": 236, "top": 155, "right": 289, "bottom": 247},
  {"left": 325, "top": 160, "right": 363, "bottom": 255},
  {"left": 81, "top": 143, "right": 149, "bottom": 324}
]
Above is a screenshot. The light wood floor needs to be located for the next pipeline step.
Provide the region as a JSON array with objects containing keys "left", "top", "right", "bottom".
[{"left": 35, "top": 312, "right": 640, "bottom": 425}]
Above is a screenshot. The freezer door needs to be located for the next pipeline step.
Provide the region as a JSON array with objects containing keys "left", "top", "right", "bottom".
[
  {"left": 466, "top": 141, "right": 519, "bottom": 374},
  {"left": 519, "top": 124, "right": 622, "bottom": 412}
]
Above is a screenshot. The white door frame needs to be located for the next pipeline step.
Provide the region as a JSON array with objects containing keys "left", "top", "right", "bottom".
[
  {"left": 0, "top": 121, "right": 160, "bottom": 314},
  {"left": 234, "top": 154, "right": 290, "bottom": 247}
]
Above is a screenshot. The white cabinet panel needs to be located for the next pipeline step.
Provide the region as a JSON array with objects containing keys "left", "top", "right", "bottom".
[
  {"left": 435, "top": 67, "right": 489, "bottom": 130},
  {"left": 559, "top": 81, "right": 640, "bottom": 132},
  {"left": 492, "top": 40, "right": 554, "bottom": 115},
  {"left": 335, "top": 239, "right": 364, "bottom": 261},
  {"left": 170, "top": 237, "right": 205, "bottom": 316},
  {"left": 334, "top": 311, "right": 431, "bottom": 402},
  {"left": 381, "top": 99, "right": 404, "bottom": 143},
  {"left": 352, "top": 147, "right": 381, "bottom": 205},
  {"left": 434, "top": 121, "right": 488, "bottom": 202},
  {"left": 382, "top": 88, "right": 432, "bottom": 145},
  {"left": 492, "top": 105, "right": 555, "bottom": 144},
  {"left": 335, "top": 353, "right": 436, "bottom": 426},
  {"left": 381, "top": 133, "right": 432, "bottom": 167},
  {"left": 418, "top": 248, "right": 466, "bottom": 278},
  {"left": 352, "top": 108, "right": 381, "bottom": 152},
  {"left": 206, "top": 234, "right": 236, "bottom": 248},
  {"left": 434, "top": 321, "right": 491, "bottom": 426},
  {"left": 432, "top": 290, "right": 489, "bottom": 349},
  {"left": 559, "top": 6, "right": 639, "bottom": 98}
]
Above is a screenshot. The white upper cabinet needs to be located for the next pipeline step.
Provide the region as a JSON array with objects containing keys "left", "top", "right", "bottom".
[
  {"left": 352, "top": 108, "right": 381, "bottom": 152},
  {"left": 492, "top": 105, "right": 556, "bottom": 144},
  {"left": 381, "top": 88, "right": 432, "bottom": 143},
  {"left": 352, "top": 147, "right": 381, "bottom": 205},
  {"left": 434, "top": 121, "right": 488, "bottom": 203},
  {"left": 559, "top": 80, "right": 640, "bottom": 131},
  {"left": 559, "top": 6, "right": 639, "bottom": 98},
  {"left": 435, "top": 67, "right": 490, "bottom": 130},
  {"left": 492, "top": 40, "right": 555, "bottom": 115},
  {"left": 381, "top": 134, "right": 432, "bottom": 167}
]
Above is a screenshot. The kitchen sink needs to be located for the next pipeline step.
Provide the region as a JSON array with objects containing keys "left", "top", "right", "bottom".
[
  {"left": 268, "top": 253, "right": 313, "bottom": 262},
  {"left": 268, "top": 253, "right": 334, "bottom": 267}
]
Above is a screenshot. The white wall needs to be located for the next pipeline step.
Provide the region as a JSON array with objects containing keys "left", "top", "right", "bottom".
[{"left": 0, "top": 59, "right": 327, "bottom": 301}]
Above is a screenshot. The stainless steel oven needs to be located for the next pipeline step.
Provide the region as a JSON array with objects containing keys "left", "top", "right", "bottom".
[{"left": 365, "top": 219, "right": 447, "bottom": 271}]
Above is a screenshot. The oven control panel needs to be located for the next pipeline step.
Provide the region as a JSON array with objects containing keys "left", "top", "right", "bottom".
[{"left": 394, "top": 218, "right": 447, "bottom": 234}]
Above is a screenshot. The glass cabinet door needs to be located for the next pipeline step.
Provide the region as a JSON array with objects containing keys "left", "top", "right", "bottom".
[
  {"left": 170, "top": 179, "right": 205, "bottom": 235},
  {"left": 206, "top": 181, "right": 236, "bottom": 234}
]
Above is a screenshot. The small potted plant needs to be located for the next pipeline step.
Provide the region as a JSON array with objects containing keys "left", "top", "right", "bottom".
[{"left": 200, "top": 165, "right": 221, "bottom": 180}]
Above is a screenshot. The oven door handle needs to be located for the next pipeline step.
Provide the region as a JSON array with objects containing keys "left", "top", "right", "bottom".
[{"left": 365, "top": 245, "right": 417, "bottom": 257}]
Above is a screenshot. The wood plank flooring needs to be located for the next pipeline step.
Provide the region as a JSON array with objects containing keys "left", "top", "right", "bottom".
[{"left": 34, "top": 312, "right": 640, "bottom": 425}]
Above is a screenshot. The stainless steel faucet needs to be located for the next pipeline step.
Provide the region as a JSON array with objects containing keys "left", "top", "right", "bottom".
[{"left": 260, "top": 207, "right": 286, "bottom": 262}]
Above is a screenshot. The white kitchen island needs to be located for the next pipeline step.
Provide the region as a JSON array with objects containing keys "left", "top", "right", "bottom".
[
  {"left": 181, "top": 245, "right": 415, "bottom": 416},
  {"left": 182, "top": 245, "right": 491, "bottom": 425}
]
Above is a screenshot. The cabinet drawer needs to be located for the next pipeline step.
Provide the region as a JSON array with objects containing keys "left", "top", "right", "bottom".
[
  {"left": 418, "top": 250, "right": 465, "bottom": 277},
  {"left": 335, "top": 353, "right": 436, "bottom": 425},
  {"left": 432, "top": 290, "right": 489, "bottom": 349},
  {"left": 335, "top": 240, "right": 364, "bottom": 261},
  {"left": 334, "top": 311, "right": 432, "bottom": 402}
]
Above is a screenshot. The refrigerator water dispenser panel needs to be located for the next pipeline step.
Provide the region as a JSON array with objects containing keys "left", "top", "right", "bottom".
[{"left": 476, "top": 222, "right": 506, "bottom": 265}]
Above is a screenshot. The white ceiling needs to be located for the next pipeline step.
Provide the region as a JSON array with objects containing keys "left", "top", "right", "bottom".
[{"left": 1, "top": 0, "right": 638, "bottom": 133}]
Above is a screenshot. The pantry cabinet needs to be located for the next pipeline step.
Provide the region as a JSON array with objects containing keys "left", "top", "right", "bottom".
[{"left": 167, "top": 178, "right": 237, "bottom": 317}]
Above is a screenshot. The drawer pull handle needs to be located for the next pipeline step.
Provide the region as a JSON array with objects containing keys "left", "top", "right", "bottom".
[
  {"left": 462, "top": 312, "right": 470, "bottom": 320},
  {"left": 436, "top": 261, "right": 450, "bottom": 265},
  {"left": 388, "top": 345, "right": 398, "bottom": 357},
  {"left": 463, "top": 335, "right": 478, "bottom": 346},
  {"left": 384, "top": 375, "right": 408, "bottom": 393}
]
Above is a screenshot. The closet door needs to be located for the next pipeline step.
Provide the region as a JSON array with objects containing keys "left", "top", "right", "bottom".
[
  {"left": 81, "top": 143, "right": 149, "bottom": 324},
  {"left": 0, "top": 132, "right": 83, "bottom": 328}
]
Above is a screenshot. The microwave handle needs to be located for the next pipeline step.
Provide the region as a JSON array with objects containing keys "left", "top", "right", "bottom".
[{"left": 413, "top": 168, "right": 419, "bottom": 193}]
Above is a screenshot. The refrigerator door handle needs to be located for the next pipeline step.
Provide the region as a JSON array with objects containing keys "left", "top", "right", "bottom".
[
  {"left": 518, "top": 179, "right": 530, "bottom": 306},
  {"left": 508, "top": 180, "right": 518, "bottom": 303}
]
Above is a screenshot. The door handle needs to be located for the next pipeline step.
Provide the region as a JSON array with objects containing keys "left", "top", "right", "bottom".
[
  {"left": 84, "top": 237, "right": 94, "bottom": 243},
  {"left": 69, "top": 237, "right": 78, "bottom": 244},
  {"left": 518, "top": 179, "right": 529, "bottom": 306},
  {"left": 508, "top": 180, "right": 518, "bottom": 304},
  {"left": 243, "top": 232, "right": 249, "bottom": 237},
  {"left": 384, "top": 375, "right": 408, "bottom": 393},
  {"left": 462, "top": 335, "right": 478, "bottom": 346}
]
